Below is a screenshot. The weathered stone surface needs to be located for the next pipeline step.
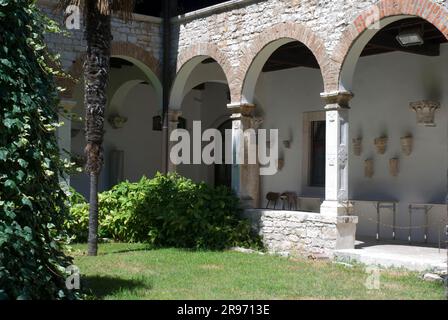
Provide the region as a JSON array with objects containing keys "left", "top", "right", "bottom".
[
  {"left": 41, "top": 0, "right": 448, "bottom": 100},
  {"left": 244, "top": 209, "right": 339, "bottom": 257},
  {"left": 423, "top": 273, "right": 444, "bottom": 282},
  {"left": 173, "top": 0, "right": 448, "bottom": 96},
  {"left": 39, "top": 3, "right": 162, "bottom": 98}
]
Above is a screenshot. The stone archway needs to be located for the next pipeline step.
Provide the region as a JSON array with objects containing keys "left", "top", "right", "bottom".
[
  {"left": 170, "top": 43, "right": 235, "bottom": 109},
  {"left": 59, "top": 42, "right": 162, "bottom": 102},
  {"left": 236, "top": 22, "right": 332, "bottom": 104},
  {"left": 331, "top": 0, "right": 448, "bottom": 92}
]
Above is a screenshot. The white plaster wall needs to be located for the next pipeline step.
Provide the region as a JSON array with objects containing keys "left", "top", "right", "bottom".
[
  {"left": 70, "top": 67, "right": 162, "bottom": 198},
  {"left": 178, "top": 82, "right": 230, "bottom": 185},
  {"left": 251, "top": 44, "right": 447, "bottom": 243},
  {"left": 254, "top": 66, "right": 325, "bottom": 204},
  {"left": 350, "top": 43, "right": 448, "bottom": 242}
]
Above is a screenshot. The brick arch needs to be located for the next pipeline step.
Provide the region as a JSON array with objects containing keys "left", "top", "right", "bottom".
[
  {"left": 331, "top": 0, "right": 448, "bottom": 92},
  {"left": 236, "top": 22, "right": 333, "bottom": 103},
  {"left": 59, "top": 42, "right": 161, "bottom": 98},
  {"left": 170, "top": 43, "right": 235, "bottom": 109}
]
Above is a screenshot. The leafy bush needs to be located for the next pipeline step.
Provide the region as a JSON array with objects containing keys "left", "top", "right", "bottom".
[
  {"left": 64, "top": 189, "right": 90, "bottom": 243},
  {"left": 0, "top": 0, "right": 78, "bottom": 300},
  {"left": 133, "top": 174, "right": 259, "bottom": 250},
  {"left": 66, "top": 174, "right": 261, "bottom": 250},
  {"left": 65, "top": 182, "right": 148, "bottom": 242}
]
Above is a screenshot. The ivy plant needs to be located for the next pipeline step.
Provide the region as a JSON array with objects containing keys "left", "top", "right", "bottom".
[{"left": 0, "top": 0, "right": 78, "bottom": 300}]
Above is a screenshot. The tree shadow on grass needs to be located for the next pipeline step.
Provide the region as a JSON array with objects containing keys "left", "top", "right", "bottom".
[
  {"left": 101, "top": 246, "right": 153, "bottom": 256},
  {"left": 82, "top": 276, "right": 150, "bottom": 299}
]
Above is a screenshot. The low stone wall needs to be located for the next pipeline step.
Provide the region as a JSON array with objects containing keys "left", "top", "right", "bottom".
[{"left": 243, "top": 209, "right": 357, "bottom": 258}]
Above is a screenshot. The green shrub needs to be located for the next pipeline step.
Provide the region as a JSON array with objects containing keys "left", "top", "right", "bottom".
[
  {"left": 64, "top": 189, "right": 90, "bottom": 243},
  {"left": 66, "top": 174, "right": 261, "bottom": 250},
  {"left": 133, "top": 174, "right": 259, "bottom": 250}
]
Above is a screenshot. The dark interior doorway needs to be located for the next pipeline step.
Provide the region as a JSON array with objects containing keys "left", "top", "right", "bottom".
[
  {"left": 310, "top": 120, "right": 326, "bottom": 187},
  {"left": 214, "top": 120, "right": 232, "bottom": 189}
]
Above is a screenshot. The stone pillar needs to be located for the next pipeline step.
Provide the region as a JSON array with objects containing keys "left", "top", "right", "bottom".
[
  {"left": 228, "top": 103, "right": 260, "bottom": 209},
  {"left": 166, "top": 109, "right": 182, "bottom": 173},
  {"left": 319, "top": 91, "right": 357, "bottom": 250},
  {"left": 58, "top": 99, "right": 77, "bottom": 188}
]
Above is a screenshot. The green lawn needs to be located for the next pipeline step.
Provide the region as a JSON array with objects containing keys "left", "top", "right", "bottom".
[{"left": 69, "top": 243, "right": 445, "bottom": 300}]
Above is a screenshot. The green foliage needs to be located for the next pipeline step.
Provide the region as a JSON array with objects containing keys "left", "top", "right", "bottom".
[
  {"left": 64, "top": 189, "right": 90, "bottom": 243},
  {"left": 133, "top": 174, "right": 260, "bottom": 250},
  {"left": 66, "top": 174, "right": 261, "bottom": 250},
  {"left": 0, "top": 0, "right": 78, "bottom": 300}
]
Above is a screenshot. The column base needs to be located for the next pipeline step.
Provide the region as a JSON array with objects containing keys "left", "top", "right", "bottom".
[
  {"left": 321, "top": 200, "right": 358, "bottom": 250},
  {"left": 336, "top": 216, "right": 358, "bottom": 250},
  {"left": 320, "top": 200, "right": 354, "bottom": 216}
]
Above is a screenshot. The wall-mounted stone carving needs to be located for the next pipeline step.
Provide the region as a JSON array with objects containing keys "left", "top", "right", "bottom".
[
  {"left": 108, "top": 114, "right": 128, "bottom": 129},
  {"left": 365, "top": 159, "right": 374, "bottom": 178},
  {"left": 400, "top": 135, "right": 413, "bottom": 156},
  {"left": 389, "top": 158, "right": 399, "bottom": 177},
  {"left": 409, "top": 100, "right": 440, "bottom": 127},
  {"left": 352, "top": 138, "right": 362, "bottom": 156},
  {"left": 374, "top": 137, "right": 388, "bottom": 155}
]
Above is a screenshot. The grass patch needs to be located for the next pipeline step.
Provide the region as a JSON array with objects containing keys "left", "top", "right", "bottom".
[{"left": 69, "top": 243, "right": 445, "bottom": 300}]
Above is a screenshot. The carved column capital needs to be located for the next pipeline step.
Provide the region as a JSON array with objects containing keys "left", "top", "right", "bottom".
[
  {"left": 321, "top": 91, "right": 353, "bottom": 109},
  {"left": 167, "top": 109, "right": 182, "bottom": 122},
  {"left": 227, "top": 103, "right": 256, "bottom": 117},
  {"left": 409, "top": 100, "right": 440, "bottom": 127}
]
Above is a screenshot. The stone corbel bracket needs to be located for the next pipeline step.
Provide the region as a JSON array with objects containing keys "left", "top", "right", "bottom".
[
  {"left": 400, "top": 135, "right": 413, "bottom": 156},
  {"left": 352, "top": 138, "right": 362, "bottom": 156},
  {"left": 374, "top": 136, "right": 388, "bottom": 155}
]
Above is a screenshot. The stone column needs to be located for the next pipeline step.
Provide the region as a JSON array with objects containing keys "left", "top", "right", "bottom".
[
  {"left": 228, "top": 103, "right": 260, "bottom": 209},
  {"left": 319, "top": 91, "right": 357, "bottom": 250},
  {"left": 58, "top": 99, "right": 77, "bottom": 188},
  {"left": 166, "top": 109, "right": 182, "bottom": 173}
]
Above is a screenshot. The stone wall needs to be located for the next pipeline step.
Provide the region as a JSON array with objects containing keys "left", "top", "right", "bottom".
[
  {"left": 38, "top": 1, "right": 162, "bottom": 76},
  {"left": 243, "top": 209, "right": 358, "bottom": 257},
  {"left": 38, "top": 0, "right": 448, "bottom": 99},
  {"left": 172, "top": 0, "right": 448, "bottom": 99},
  {"left": 174, "top": 0, "right": 448, "bottom": 60}
]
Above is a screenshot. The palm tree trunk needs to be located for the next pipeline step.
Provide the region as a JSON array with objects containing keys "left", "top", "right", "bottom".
[
  {"left": 84, "top": 0, "right": 112, "bottom": 256},
  {"left": 87, "top": 173, "right": 99, "bottom": 255}
]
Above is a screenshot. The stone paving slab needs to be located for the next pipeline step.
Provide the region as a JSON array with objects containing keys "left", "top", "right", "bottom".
[{"left": 334, "top": 238, "right": 448, "bottom": 272}]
